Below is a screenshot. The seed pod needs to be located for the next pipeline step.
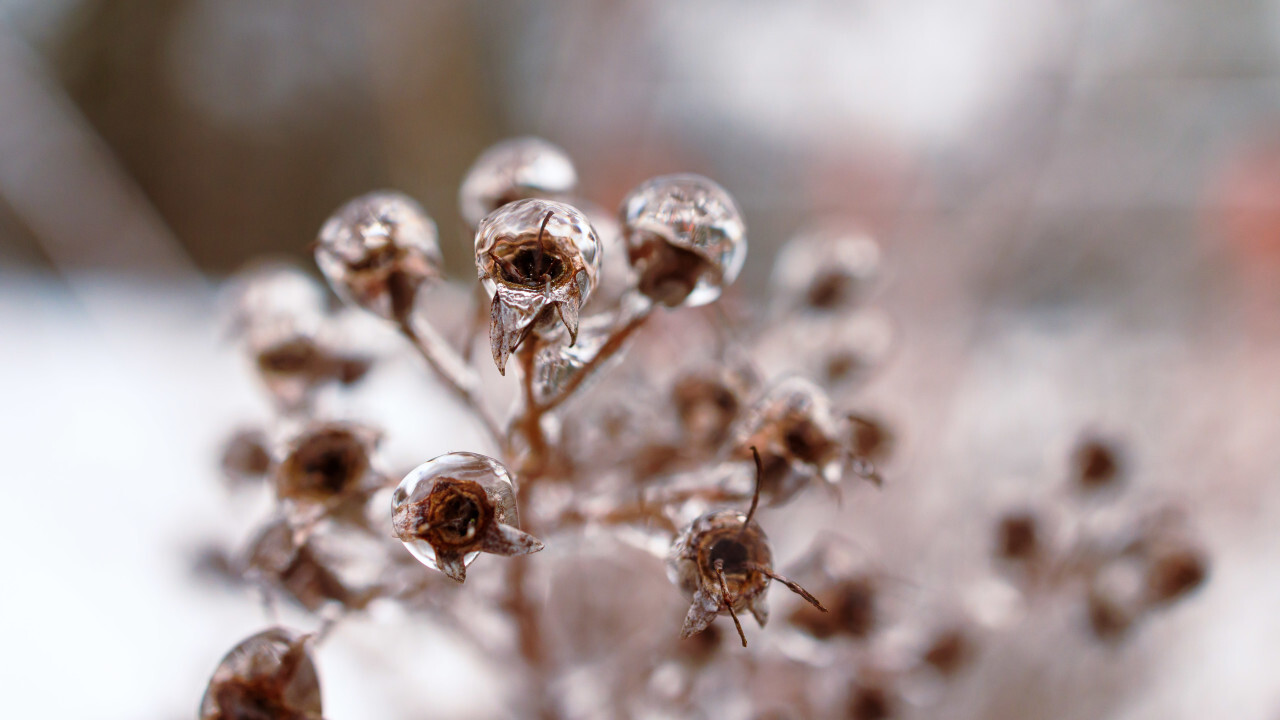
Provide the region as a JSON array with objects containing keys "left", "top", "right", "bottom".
[
  {"left": 1071, "top": 435, "right": 1124, "bottom": 491},
  {"left": 620, "top": 174, "right": 747, "bottom": 307},
  {"left": 275, "top": 422, "right": 381, "bottom": 507},
  {"left": 391, "top": 452, "right": 544, "bottom": 583},
  {"left": 994, "top": 510, "right": 1041, "bottom": 563},
  {"left": 220, "top": 427, "right": 273, "bottom": 485},
  {"left": 734, "top": 379, "right": 845, "bottom": 505},
  {"left": 459, "top": 137, "right": 578, "bottom": 228},
  {"left": 199, "top": 627, "right": 322, "bottom": 720},
  {"left": 475, "top": 199, "right": 601, "bottom": 374},
  {"left": 667, "top": 506, "right": 825, "bottom": 646},
  {"left": 770, "top": 225, "right": 881, "bottom": 311},
  {"left": 672, "top": 367, "right": 755, "bottom": 451},
  {"left": 315, "top": 191, "right": 442, "bottom": 321}
]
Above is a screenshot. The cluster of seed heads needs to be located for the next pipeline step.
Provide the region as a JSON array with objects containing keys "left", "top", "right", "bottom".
[{"left": 200, "top": 137, "right": 1208, "bottom": 720}]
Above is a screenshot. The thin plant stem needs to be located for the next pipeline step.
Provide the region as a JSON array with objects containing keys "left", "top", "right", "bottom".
[{"left": 537, "top": 306, "right": 652, "bottom": 412}]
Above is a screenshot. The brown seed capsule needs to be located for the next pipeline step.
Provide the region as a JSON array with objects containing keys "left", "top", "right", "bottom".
[
  {"left": 921, "top": 627, "right": 975, "bottom": 676},
  {"left": 770, "top": 225, "right": 881, "bottom": 312},
  {"left": 620, "top": 174, "right": 747, "bottom": 308},
  {"left": 315, "top": 191, "right": 442, "bottom": 322},
  {"left": 391, "top": 452, "right": 544, "bottom": 583},
  {"left": 673, "top": 368, "right": 754, "bottom": 450},
  {"left": 245, "top": 520, "right": 375, "bottom": 613},
  {"left": 475, "top": 199, "right": 601, "bottom": 374},
  {"left": 847, "top": 682, "right": 896, "bottom": 720},
  {"left": 199, "top": 627, "right": 322, "bottom": 720},
  {"left": 735, "top": 379, "right": 845, "bottom": 505},
  {"left": 1145, "top": 546, "right": 1208, "bottom": 606},
  {"left": 275, "top": 423, "right": 380, "bottom": 507}
]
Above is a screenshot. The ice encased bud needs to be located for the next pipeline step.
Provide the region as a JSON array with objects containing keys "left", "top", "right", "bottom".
[
  {"left": 459, "top": 137, "right": 578, "bottom": 228},
  {"left": 315, "top": 190, "right": 442, "bottom": 321},
  {"left": 200, "top": 627, "right": 322, "bottom": 720},
  {"left": 474, "top": 198, "right": 602, "bottom": 373},
  {"left": 771, "top": 225, "right": 881, "bottom": 311},
  {"left": 391, "top": 452, "right": 543, "bottom": 582},
  {"left": 734, "top": 378, "right": 845, "bottom": 505},
  {"left": 620, "top": 174, "right": 747, "bottom": 307}
]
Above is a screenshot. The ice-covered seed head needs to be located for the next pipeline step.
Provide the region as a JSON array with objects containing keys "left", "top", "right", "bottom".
[
  {"left": 735, "top": 379, "right": 845, "bottom": 506},
  {"left": 315, "top": 191, "right": 442, "bottom": 321},
  {"left": 200, "top": 627, "right": 322, "bottom": 720},
  {"left": 620, "top": 174, "right": 747, "bottom": 308},
  {"left": 459, "top": 137, "right": 578, "bottom": 229},
  {"left": 275, "top": 423, "right": 379, "bottom": 505},
  {"left": 668, "top": 510, "right": 774, "bottom": 639},
  {"left": 475, "top": 199, "right": 601, "bottom": 373},
  {"left": 771, "top": 225, "right": 881, "bottom": 311},
  {"left": 391, "top": 452, "right": 543, "bottom": 583}
]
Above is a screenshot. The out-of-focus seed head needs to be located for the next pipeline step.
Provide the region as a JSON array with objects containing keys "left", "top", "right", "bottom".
[
  {"left": 475, "top": 199, "right": 601, "bottom": 373},
  {"left": 994, "top": 510, "right": 1041, "bottom": 563},
  {"left": 220, "top": 427, "right": 273, "bottom": 485},
  {"left": 620, "top": 174, "right": 747, "bottom": 308},
  {"left": 847, "top": 682, "right": 896, "bottom": 720},
  {"left": 1071, "top": 435, "right": 1124, "bottom": 491},
  {"left": 199, "top": 627, "right": 322, "bottom": 720},
  {"left": 275, "top": 422, "right": 380, "bottom": 506},
  {"left": 391, "top": 452, "right": 543, "bottom": 583},
  {"left": 735, "top": 379, "right": 845, "bottom": 505},
  {"left": 223, "top": 262, "right": 327, "bottom": 338},
  {"left": 246, "top": 520, "right": 375, "bottom": 613},
  {"left": 1145, "top": 546, "right": 1208, "bottom": 606},
  {"left": 789, "top": 575, "right": 878, "bottom": 640},
  {"left": 668, "top": 509, "right": 774, "bottom": 639},
  {"left": 771, "top": 225, "right": 881, "bottom": 312},
  {"left": 673, "top": 367, "right": 755, "bottom": 451},
  {"left": 921, "top": 626, "right": 976, "bottom": 677},
  {"left": 459, "top": 137, "right": 578, "bottom": 228},
  {"left": 315, "top": 191, "right": 442, "bottom": 321},
  {"left": 844, "top": 413, "right": 894, "bottom": 466}
]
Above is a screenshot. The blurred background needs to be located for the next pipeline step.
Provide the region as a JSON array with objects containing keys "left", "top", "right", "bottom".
[{"left": 2, "top": 1, "right": 1280, "bottom": 719}]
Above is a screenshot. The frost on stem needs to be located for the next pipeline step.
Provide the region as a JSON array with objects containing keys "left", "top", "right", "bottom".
[
  {"left": 620, "top": 173, "right": 747, "bottom": 308},
  {"left": 200, "top": 627, "right": 322, "bottom": 720},
  {"left": 458, "top": 136, "right": 578, "bottom": 228},
  {"left": 391, "top": 452, "right": 543, "bottom": 583},
  {"left": 475, "top": 199, "right": 601, "bottom": 374},
  {"left": 315, "top": 191, "right": 442, "bottom": 322}
]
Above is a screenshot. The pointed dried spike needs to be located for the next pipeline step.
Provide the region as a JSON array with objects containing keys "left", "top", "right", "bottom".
[
  {"left": 749, "top": 596, "right": 770, "bottom": 628},
  {"left": 680, "top": 590, "right": 719, "bottom": 639},
  {"left": 745, "top": 561, "right": 827, "bottom": 612},
  {"left": 556, "top": 299, "right": 580, "bottom": 346},
  {"left": 478, "top": 522, "right": 545, "bottom": 556},
  {"left": 436, "top": 552, "right": 467, "bottom": 583},
  {"left": 490, "top": 294, "right": 511, "bottom": 375}
]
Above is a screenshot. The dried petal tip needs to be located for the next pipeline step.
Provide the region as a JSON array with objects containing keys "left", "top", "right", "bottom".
[
  {"left": 391, "top": 452, "right": 542, "bottom": 582},
  {"left": 475, "top": 199, "right": 601, "bottom": 373},
  {"left": 315, "top": 191, "right": 442, "bottom": 321},
  {"left": 459, "top": 137, "right": 578, "bottom": 228},
  {"left": 620, "top": 174, "right": 747, "bottom": 307},
  {"left": 200, "top": 627, "right": 322, "bottom": 720}
]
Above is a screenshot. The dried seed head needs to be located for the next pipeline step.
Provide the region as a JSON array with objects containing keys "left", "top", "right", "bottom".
[
  {"left": 1144, "top": 545, "right": 1208, "bottom": 606},
  {"left": 246, "top": 520, "right": 373, "bottom": 613},
  {"left": 199, "top": 627, "right": 322, "bottom": 720},
  {"left": 668, "top": 509, "right": 774, "bottom": 641},
  {"left": 475, "top": 199, "right": 601, "bottom": 373},
  {"left": 315, "top": 191, "right": 442, "bottom": 321},
  {"left": 391, "top": 452, "right": 543, "bottom": 582},
  {"left": 847, "top": 682, "right": 896, "bottom": 720},
  {"left": 735, "top": 379, "right": 845, "bottom": 505},
  {"left": 275, "top": 423, "right": 380, "bottom": 506},
  {"left": 620, "top": 174, "right": 747, "bottom": 307},
  {"left": 1071, "top": 435, "right": 1124, "bottom": 491},
  {"left": 459, "top": 137, "right": 578, "bottom": 228},
  {"left": 771, "top": 225, "right": 881, "bottom": 312},
  {"left": 223, "top": 262, "right": 326, "bottom": 338},
  {"left": 921, "top": 627, "right": 975, "bottom": 676}
]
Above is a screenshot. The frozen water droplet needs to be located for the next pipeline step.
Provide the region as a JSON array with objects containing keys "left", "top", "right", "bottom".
[
  {"left": 475, "top": 199, "right": 601, "bottom": 372},
  {"left": 620, "top": 174, "right": 746, "bottom": 307},
  {"left": 200, "top": 627, "right": 322, "bottom": 720},
  {"left": 315, "top": 191, "right": 441, "bottom": 320},
  {"left": 459, "top": 137, "right": 578, "bottom": 228}
]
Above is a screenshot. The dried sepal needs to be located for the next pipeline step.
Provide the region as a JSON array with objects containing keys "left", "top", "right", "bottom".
[
  {"left": 200, "top": 627, "right": 322, "bottom": 720},
  {"left": 458, "top": 136, "right": 578, "bottom": 228},
  {"left": 620, "top": 174, "right": 747, "bottom": 307},
  {"left": 475, "top": 199, "right": 601, "bottom": 373},
  {"left": 391, "top": 452, "right": 543, "bottom": 582},
  {"left": 315, "top": 191, "right": 442, "bottom": 321}
]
